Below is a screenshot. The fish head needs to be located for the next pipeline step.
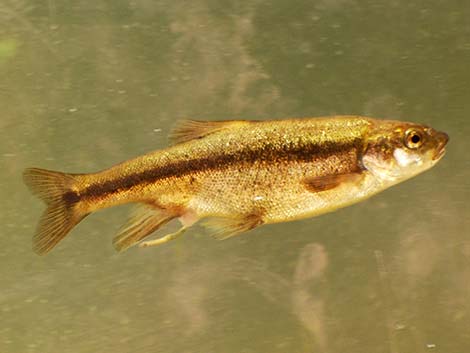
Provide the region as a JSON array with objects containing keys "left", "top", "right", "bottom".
[{"left": 362, "top": 120, "right": 449, "bottom": 183}]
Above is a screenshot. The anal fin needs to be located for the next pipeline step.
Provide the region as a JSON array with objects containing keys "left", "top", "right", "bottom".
[
  {"left": 303, "top": 172, "right": 363, "bottom": 193},
  {"left": 203, "top": 213, "right": 263, "bottom": 240},
  {"left": 112, "top": 204, "right": 175, "bottom": 252}
]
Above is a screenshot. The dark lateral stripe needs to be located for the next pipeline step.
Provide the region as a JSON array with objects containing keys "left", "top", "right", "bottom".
[
  {"left": 63, "top": 191, "right": 81, "bottom": 205},
  {"left": 80, "top": 139, "right": 362, "bottom": 199}
]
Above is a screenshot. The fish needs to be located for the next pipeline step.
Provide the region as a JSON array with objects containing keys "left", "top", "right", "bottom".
[{"left": 23, "top": 116, "right": 449, "bottom": 255}]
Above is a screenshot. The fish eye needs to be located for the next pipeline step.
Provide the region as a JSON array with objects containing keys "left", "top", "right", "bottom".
[{"left": 404, "top": 129, "right": 424, "bottom": 149}]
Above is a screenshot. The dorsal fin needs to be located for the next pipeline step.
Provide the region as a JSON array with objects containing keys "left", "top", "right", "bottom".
[{"left": 169, "top": 119, "right": 249, "bottom": 145}]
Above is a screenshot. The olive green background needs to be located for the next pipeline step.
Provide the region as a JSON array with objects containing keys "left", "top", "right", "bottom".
[{"left": 1, "top": 0, "right": 469, "bottom": 352}]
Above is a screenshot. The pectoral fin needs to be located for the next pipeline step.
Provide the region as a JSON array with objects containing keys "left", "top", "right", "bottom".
[
  {"left": 203, "top": 213, "right": 263, "bottom": 240},
  {"left": 113, "top": 204, "right": 175, "bottom": 252},
  {"left": 303, "top": 172, "right": 363, "bottom": 193}
]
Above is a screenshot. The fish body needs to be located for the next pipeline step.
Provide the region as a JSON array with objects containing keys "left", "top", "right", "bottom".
[{"left": 23, "top": 116, "right": 449, "bottom": 255}]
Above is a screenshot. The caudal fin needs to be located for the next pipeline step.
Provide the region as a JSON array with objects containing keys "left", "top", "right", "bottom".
[{"left": 23, "top": 168, "right": 86, "bottom": 255}]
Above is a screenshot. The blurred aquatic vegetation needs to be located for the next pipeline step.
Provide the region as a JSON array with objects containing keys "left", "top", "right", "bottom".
[
  {"left": 0, "top": 38, "right": 17, "bottom": 62},
  {"left": 0, "top": 0, "right": 32, "bottom": 20},
  {"left": 165, "top": 243, "right": 330, "bottom": 350},
  {"left": 0, "top": 0, "right": 57, "bottom": 56}
]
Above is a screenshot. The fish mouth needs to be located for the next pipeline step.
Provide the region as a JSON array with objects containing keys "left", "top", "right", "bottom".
[{"left": 432, "top": 131, "right": 449, "bottom": 161}]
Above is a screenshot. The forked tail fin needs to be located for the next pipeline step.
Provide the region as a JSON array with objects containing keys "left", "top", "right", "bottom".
[{"left": 23, "top": 168, "right": 87, "bottom": 255}]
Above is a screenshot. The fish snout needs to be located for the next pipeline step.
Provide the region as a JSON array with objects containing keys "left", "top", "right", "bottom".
[{"left": 432, "top": 131, "right": 449, "bottom": 160}]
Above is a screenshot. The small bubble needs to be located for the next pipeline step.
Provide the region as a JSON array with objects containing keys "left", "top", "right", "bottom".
[{"left": 394, "top": 323, "right": 406, "bottom": 330}]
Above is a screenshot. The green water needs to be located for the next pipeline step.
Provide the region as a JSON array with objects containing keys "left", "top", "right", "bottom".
[{"left": 1, "top": 1, "right": 469, "bottom": 352}]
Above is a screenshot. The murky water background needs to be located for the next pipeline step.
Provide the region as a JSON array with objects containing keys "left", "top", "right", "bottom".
[{"left": 1, "top": 1, "right": 469, "bottom": 352}]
